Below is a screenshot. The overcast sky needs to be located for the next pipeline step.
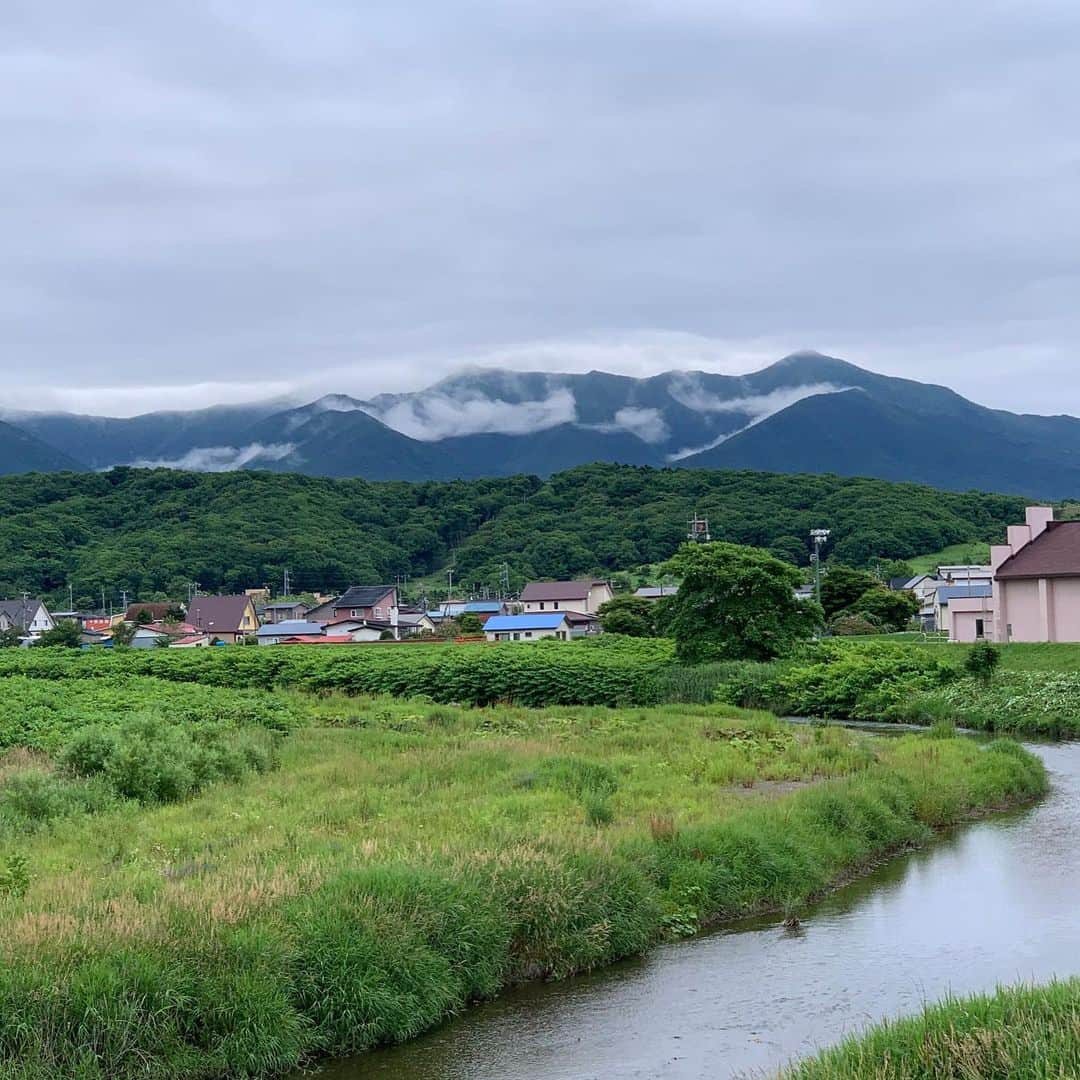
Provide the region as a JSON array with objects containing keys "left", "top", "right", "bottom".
[{"left": 4, "top": 1, "right": 1079, "bottom": 416}]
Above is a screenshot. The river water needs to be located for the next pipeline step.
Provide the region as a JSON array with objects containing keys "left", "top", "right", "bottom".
[{"left": 313, "top": 741, "right": 1080, "bottom": 1079}]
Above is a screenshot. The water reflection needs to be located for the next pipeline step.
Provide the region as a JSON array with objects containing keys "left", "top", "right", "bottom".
[{"left": 312, "top": 743, "right": 1080, "bottom": 1080}]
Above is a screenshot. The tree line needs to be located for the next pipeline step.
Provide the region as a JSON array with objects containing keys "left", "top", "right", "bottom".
[{"left": 0, "top": 463, "right": 1025, "bottom": 607}]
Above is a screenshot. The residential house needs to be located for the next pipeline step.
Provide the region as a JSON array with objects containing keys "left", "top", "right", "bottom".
[
  {"left": 259, "top": 601, "right": 311, "bottom": 625},
  {"left": 279, "top": 634, "right": 357, "bottom": 645},
  {"left": 938, "top": 565, "right": 994, "bottom": 588},
  {"left": 187, "top": 595, "right": 259, "bottom": 644},
  {"left": 131, "top": 621, "right": 210, "bottom": 648},
  {"left": 484, "top": 613, "right": 571, "bottom": 642},
  {"left": 429, "top": 600, "right": 506, "bottom": 624},
  {"left": 324, "top": 616, "right": 399, "bottom": 640},
  {"left": 564, "top": 611, "right": 601, "bottom": 637},
  {"left": 937, "top": 584, "right": 993, "bottom": 640},
  {"left": 125, "top": 602, "right": 182, "bottom": 623},
  {"left": 898, "top": 575, "right": 943, "bottom": 630},
  {"left": 634, "top": 585, "right": 678, "bottom": 601},
  {"left": 397, "top": 611, "right": 437, "bottom": 636},
  {"left": 0, "top": 599, "right": 55, "bottom": 637},
  {"left": 520, "top": 580, "right": 613, "bottom": 615},
  {"left": 308, "top": 586, "right": 398, "bottom": 624},
  {"left": 256, "top": 620, "right": 326, "bottom": 645}
]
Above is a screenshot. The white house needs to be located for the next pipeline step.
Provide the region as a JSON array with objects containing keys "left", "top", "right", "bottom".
[
  {"left": 484, "top": 613, "right": 571, "bottom": 642},
  {"left": 520, "top": 580, "right": 613, "bottom": 615},
  {"left": 0, "top": 599, "right": 55, "bottom": 638}
]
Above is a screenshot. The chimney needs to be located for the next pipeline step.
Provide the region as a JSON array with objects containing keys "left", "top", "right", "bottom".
[{"left": 1025, "top": 506, "right": 1055, "bottom": 539}]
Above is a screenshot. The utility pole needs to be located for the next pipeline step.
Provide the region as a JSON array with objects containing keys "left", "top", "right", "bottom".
[
  {"left": 101, "top": 587, "right": 106, "bottom": 614},
  {"left": 447, "top": 567, "right": 454, "bottom": 596},
  {"left": 810, "top": 528, "right": 831, "bottom": 607},
  {"left": 283, "top": 568, "right": 290, "bottom": 597},
  {"left": 68, "top": 582, "right": 74, "bottom": 611},
  {"left": 120, "top": 589, "right": 129, "bottom": 612}
]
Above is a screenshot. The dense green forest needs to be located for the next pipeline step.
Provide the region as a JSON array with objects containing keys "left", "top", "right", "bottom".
[{"left": 0, "top": 464, "right": 1025, "bottom": 606}]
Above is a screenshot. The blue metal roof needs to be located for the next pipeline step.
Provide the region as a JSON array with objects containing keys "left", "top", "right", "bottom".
[
  {"left": 485, "top": 613, "right": 567, "bottom": 631},
  {"left": 257, "top": 620, "right": 325, "bottom": 636},
  {"left": 937, "top": 584, "right": 992, "bottom": 601},
  {"left": 464, "top": 601, "right": 504, "bottom": 613}
]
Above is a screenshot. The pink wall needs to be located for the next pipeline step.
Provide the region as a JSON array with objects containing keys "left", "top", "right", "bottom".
[
  {"left": 1051, "top": 579, "right": 1080, "bottom": 641},
  {"left": 999, "top": 578, "right": 1042, "bottom": 641}
]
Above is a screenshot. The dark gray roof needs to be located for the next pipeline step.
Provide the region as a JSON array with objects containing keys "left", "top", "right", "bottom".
[
  {"left": 334, "top": 585, "right": 396, "bottom": 608},
  {"left": 0, "top": 598, "right": 46, "bottom": 630},
  {"left": 187, "top": 595, "right": 254, "bottom": 633}
]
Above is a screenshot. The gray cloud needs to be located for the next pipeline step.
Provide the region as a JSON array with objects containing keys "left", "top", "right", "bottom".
[{"left": 3, "top": 2, "right": 1080, "bottom": 415}]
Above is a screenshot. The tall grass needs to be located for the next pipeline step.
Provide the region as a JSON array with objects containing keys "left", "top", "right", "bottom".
[
  {"left": 786, "top": 978, "right": 1080, "bottom": 1079},
  {"left": 0, "top": 699, "right": 1046, "bottom": 1079}
]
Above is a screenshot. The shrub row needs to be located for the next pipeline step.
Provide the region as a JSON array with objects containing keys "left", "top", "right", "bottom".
[
  {"left": 0, "top": 673, "right": 300, "bottom": 752},
  {"left": 0, "top": 639, "right": 675, "bottom": 708}
]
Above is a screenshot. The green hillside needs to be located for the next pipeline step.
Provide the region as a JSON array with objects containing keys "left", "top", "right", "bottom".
[{"left": 0, "top": 464, "right": 1025, "bottom": 607}]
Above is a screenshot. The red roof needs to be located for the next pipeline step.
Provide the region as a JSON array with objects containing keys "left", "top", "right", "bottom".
[{"left": 996, "top": 521, "right": 1080, "bottom": 580}]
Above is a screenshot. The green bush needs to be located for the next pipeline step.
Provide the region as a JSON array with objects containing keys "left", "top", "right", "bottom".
[{"left": 58, "top": 716, "right": 280, "bottom": 807}]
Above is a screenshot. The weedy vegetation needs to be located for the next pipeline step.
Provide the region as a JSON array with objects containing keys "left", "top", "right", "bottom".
[{"left": 0, "top": 649, "right": 1047, "bottom": 1079}]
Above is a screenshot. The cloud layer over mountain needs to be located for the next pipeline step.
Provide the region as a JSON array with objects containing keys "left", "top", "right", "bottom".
[{"left": 3, "top": 4, "right": 1080, "bottom": 415}]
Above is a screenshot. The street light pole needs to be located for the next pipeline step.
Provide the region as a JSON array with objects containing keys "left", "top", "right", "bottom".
[{"left": 810, "top": 528, "right": 831, "bottom": 606}]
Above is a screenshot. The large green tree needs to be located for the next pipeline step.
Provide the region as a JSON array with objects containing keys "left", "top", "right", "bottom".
[
  {"left": 818, "top": 565, "right": 878, "bottom": 620},
  {"left": 597, "top": 596, "right": 658, "bottom": 638},
  {"left": 661, "top": 542, "right": 823, "bottom": 663},
  {"left": 853, "top": 587, "right": 920, "bottom": 631}
]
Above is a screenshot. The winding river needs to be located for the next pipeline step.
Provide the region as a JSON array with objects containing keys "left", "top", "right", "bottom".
[{"left": 312, "top": 739, "right": 1080, "bottom": 1079}]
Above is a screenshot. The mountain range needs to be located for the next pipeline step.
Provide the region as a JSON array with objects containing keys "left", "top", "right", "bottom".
[{"left": 5, "top": 352, "right": 1080, "bottom": 497}]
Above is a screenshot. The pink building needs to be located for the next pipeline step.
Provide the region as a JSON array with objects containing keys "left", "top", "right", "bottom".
[
  {"left": 991, "top": 506, "right": 1080, "bottom": 642},
  {"left": 949, "top": 506, "right": 1080, "bottom": 643}
]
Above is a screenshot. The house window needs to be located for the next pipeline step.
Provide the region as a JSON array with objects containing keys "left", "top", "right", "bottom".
[
  {"left": 374, "top": 607, "right": 382, "bottom": 618},
  {"left": 351, "top": 609, "right": 358, "bottom": 618},
  {"left": 524, "top": 631, "right": 532, "bottom": 638},
  {"left": 539, "top": 602, "right": 545, "bottom": 610},
  {"left": 975, "top": 619, "right": 985, "bottom": 639},
  {"left": 513, "top": 632, "right": 521, "bottom": 641},
  {"left": 553, "top": 601, "right": 559, "bottom": 610},
  {"left": 557, "top": 631, "right": 566, "bottom": 640}
]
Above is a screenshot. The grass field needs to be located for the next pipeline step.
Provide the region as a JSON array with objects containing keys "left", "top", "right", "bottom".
[
  {"left": 787, "top": 979, "right": 1080, "bottom": 1079},
  {"left": 908, "top": 542, "right": 992, "bottom": 576},
  {"left": 0, "top": 692, "right": 1046, "bottom": 1078}
]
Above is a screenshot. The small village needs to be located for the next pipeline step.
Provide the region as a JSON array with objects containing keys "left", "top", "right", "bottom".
[{"left": 4, "top": 504, "right": 1077, "bottom": 651}]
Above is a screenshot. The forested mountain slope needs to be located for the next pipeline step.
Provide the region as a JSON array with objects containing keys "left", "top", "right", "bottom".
[
  {"left": 7, "top": 353, "right": 1080, "bottom": 495},
  {"left": 0, "top": 465, "right": 1025, "bottom": 605}
]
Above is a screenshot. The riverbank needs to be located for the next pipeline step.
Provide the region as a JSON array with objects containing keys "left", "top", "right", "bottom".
[
  {"left": 718, "top": 640, "right": 1080, "bottom": 738},
  {"left": 786, "top": 978, "right": 1080, "bottom": 1078},
  {"left": 0, "top": 694, "right": 1046, "bottom": 1079}
]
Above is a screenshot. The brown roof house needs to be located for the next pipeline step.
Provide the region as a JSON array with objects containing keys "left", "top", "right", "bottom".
[
  {"left": 982, "top": 506, "right": 1080, "bottom": 643},
  {"left": 520, "top": 580, "right": 613, "bottom": 616},
  {"left": 187, "top": 595, "right": 259, "bottom": 644},
  {"left": 952, "top": 505, "right": 1080, "bottom": 643}
]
